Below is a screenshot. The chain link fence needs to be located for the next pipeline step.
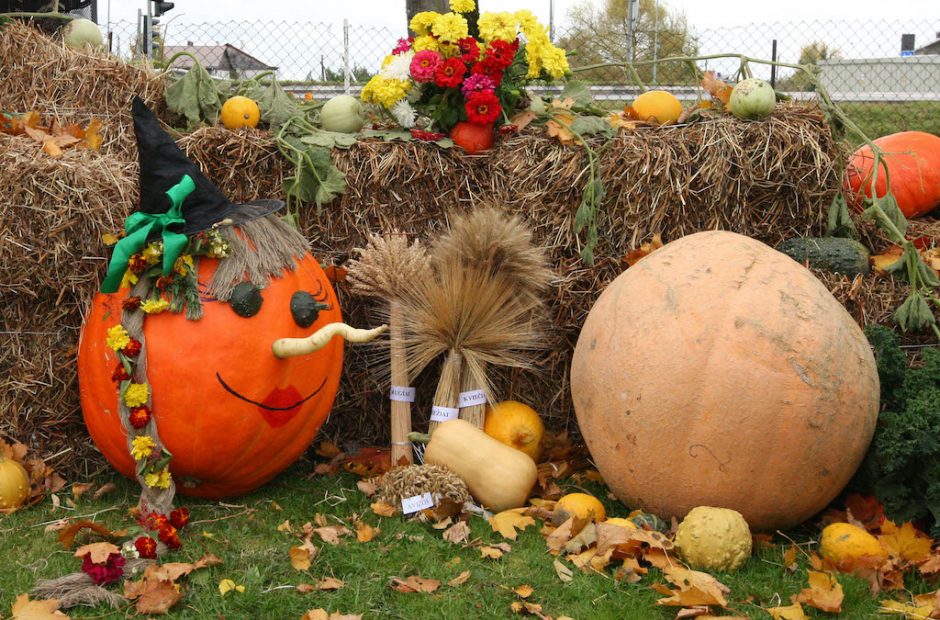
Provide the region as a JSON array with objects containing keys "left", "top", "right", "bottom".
[{"left": 105, "top": 17, "right": 940, "bottom": 137}]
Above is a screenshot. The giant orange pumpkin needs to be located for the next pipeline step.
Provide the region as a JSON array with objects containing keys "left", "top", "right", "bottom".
[
  {"left": 844, "top": 131, "right": 940, "bottom": 219},
  {"left": 571, "top": 231, "right": 879, "bottom": 531},
  {"left": 78, "top": 251, "right": 343, "bottom": 499}
]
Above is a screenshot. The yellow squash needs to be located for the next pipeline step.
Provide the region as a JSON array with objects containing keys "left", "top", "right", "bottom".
[
  {"left": 0, "top": 455, "right": 30, "bottom": 510},
  {"left": 423, "top": 419, "right": 537, "bottom": 511}
]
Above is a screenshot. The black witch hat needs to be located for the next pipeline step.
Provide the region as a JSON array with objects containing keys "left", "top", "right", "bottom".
[{"left": 132, "top": 96, "right": 282, "bottom": 233}]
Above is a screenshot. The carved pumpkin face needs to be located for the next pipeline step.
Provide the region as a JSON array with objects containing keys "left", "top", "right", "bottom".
[{"left": 78, "top": 252, "right": 343, "bottom": 499}]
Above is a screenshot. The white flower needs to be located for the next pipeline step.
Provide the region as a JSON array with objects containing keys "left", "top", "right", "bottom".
[
  {"left": 381, "top": 51, "right": 415, "bottom": 81},
  {"left": 391, "top": 100, "right": 416, "bottom": 129}
]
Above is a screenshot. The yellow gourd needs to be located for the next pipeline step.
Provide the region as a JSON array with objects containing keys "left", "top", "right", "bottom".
[
  {"left": 631, "top": 90, "right": 683, "bottom": 125},
  {"left": 220, "top": 96, "right": 261, "bottom": 129},
  {"left": 674, "top": 506, "right": 752, "bottom": 572},
  {"left": 421, "top": 419, "right": 537, "bottom": 511},
  {"left": 483, "top": 400, "right": 544, "bottom": 462},
  {"left": 0, "top": 455, "right": 30, "bottom": 510},
  {"left": 555, "top": 492, "right": 607, "bottom": 523},
  {"left": 604, "top": 517, "right": 638, "bottom": 530},
  {"left": 819, "top": 522, "right": 887, "bottom": 567}
]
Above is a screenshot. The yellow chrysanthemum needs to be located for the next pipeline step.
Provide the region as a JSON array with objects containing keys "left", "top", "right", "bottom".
[
  {"left": 412, "top": 34, "right": 440, "bottom": 52},
  {"left": 106, "top": 325, "right": 130, "bottom": 351},
  {"left": 515, "top": 9, "right": 539, "bottom": 33},
  {"left": 140, "top": 298, "right": 170, "bottom": 314},
  {"left": 431, "top": 12, "right": 468, "bottom": 43},
  {"left": 142, "top": 242, "right": 163, "bottom": 266},
  {"left": 450, "top": 0, "right": 475, "bottom": 13},
  {"left": 478, "top": 12, "right": 518, "bottom": 42},
  {"left": 540, "top": 45, "right": 570, "bottom": 79},
  {"left": 131, "top": 435, "right": 157, "bottom": 460},
  {"left": 409, "top": 11, "right": 439, "bottom": 36},
  {"left": 120, "top": 270, "right": 139, "bottom": 290},
  {"left": 124, "top": 382, "right": 150, "bottom": 408},
  {"left": 381, "top": 54, "right": 396, "bottom": 68},
  {"left": 361, "top": 75, "right": 411, "bottom": 108},
  {"left": 439, "top": 42, "right": 461, "bottom": 58},
  {"left": 173, "top": 254, "right": 194, "bottom": 276},
  {"left": 145, "top": 468, "right": 172, "bottom": 489}
]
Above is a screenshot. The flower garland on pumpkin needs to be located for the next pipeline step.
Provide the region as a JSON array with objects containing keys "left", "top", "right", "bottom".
[{"left": 361, "top": 1, "right": 568, "bottom": 132}]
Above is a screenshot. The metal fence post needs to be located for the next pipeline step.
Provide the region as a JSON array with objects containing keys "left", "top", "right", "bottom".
[
  {"left": 343, "top": 18, "right": 351, "bottom": 94},
  {"left": 770, "top": 39, "right": 778, "bottom": 87}
]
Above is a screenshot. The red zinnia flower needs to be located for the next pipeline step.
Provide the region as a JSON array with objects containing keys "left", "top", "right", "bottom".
[
  {"left": 123, "top": 338, "right": 142, "bottom": 357},
  {"left": 169, "top": 507, "right": 190, "bottom": 530},
  {"left": 486, "top": 39, "right": 518, "bottom": 69},
  {"left": 81, "top": 552, "right": 126, "bottom": 585},
  {"left": 135, "top": 535, "right": 158, "bottom": 559},
  {"left": 471, "top": 60, "right": 505, "bottom": 87},
  {"left": 457, "top": 36, "right": 480, "bottom": 63},
  {"left": 465, "top": 90, "right": 502, "bottom": 125},
  {"left": 112, "top": 364, "right": 130, "bottom": 383},
  {"left": 129, "top": 406, "right": 151, "bottom": 429},
  {"left": 122, "top": 297, "right": 142, "bottom": 311},
  {"left": 434, "top": 57, "right": 466, "bottom": 89}
]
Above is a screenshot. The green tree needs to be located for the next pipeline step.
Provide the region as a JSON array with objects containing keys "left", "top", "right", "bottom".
[
  {"left": 779, "top": 41, "right": 843, "bottom": 91},
  {"left": 557, "top": 0, "right": 698, "bottom": 84}
]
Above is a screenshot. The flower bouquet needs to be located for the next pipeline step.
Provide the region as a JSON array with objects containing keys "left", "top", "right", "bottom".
[{"left": 361, "top": 0, "right": 569, "bottom": 151}]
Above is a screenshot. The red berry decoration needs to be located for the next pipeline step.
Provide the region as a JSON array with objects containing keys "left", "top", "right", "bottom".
[
  {"left": 128, "top": 406, "right": 151, "bottom": 429},
  {"left": 135, "top": 536, "right": 158, "bottom": 559}
]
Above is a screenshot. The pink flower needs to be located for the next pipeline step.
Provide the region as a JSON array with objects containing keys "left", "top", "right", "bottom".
[
  {"left": 461, "top": 73, "right": 496, "bottom": 97},
  {"left": 392, "top": 37, "right": 413, "bottom": 55},
  {"left": 410, "top": 50, "right": 443, "bottom": 83}
]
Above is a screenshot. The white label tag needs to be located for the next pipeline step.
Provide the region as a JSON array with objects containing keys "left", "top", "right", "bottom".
[
  {"left": 401, "top": 492, "right": 434, "bottom": 514},
  {"left": 430, "top": 406, "right": 459, "bottom": 422},
  {"left": 389, "top": 386, "right": 416, "bottom": 403},
  {"left": 459, "top": 390, "right": 486, "bottom": 408}
]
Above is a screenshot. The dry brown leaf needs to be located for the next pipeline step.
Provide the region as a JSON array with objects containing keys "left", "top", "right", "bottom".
[
  {"left": 316, "top": 440, "right": 342, "bottom": 458},
  {"left": 123, "top": 578, "right": 182, "bottom": 615},
  {"left": 299, "top": 610, "right": 362, "bottom": 620},
  {"left": 766, "top": 602, "right": 809, "bottom": 620},
  {"left": 490, "top": 508, "right": 536, "bottom": 541},
  {"left": 546, "top": 114, "right": 575, "bottom": 145},
  {"left": 277, "top": 520, "right": 294, "bottom": 533},
  {"left": 315, "top": 525, "right": 352, "bottom": 545},
  {"left": 655, "top": 566, "right": 730, "bottom": 608},
  {"left": 920, "top": 553, "right": 940, "bottom": 575},
  {"left": 143, "top": 562, "right": 193, "bottom": 583},
  {"left": 80, "top": 118, "right": 103, "bottom": 150},
  {"left": 546, "top": 516, "right": 586, "bottom": 553},
  {"left": 370, "top": 501, "right": 395, "bottom": 517},
  {"left": 356, "top": 479, "right": 377, "bottom": 497},
  {"left": 443, "top": 521, "right": 471, "bottom": 544},
  {"left": 513, "top": 584, "right": 535, "bottom": 599},
  {"left": 510, "top": 111, "right": 537, "bottom": 131},
  {"left": 70, "top": 483, "right": 94, "bottom": 500},
  {"left": 290, "top": 542, "right": 318, "bottom": 571},
  {"left": 701, "top": 70, "right": 733, "bottom": 105},
  {"left": 41, "top": 140, "right": 63, "bottom": 158},
  {"left": 923, "top": 248, "right": 940, "bottom": 273},
  {"left": 389, "top": 575, "right": 441, "bottom": 593},
  {"left": 448, "top": 571, "right": 471, "bottom": 587},
  {"left": 315, "top": 577, "right": 345, "bottom": 591},
  {"left": 564, "top": 522, "right": 597, "bottom": 554},
  {"left": 355, "top": 521, "right": 379, "bottom": 543},
  {"left": 783, "top": 544, "right": 799, "bottom": 572},
  {"left": 510, "top": 601, "right": 553, "bottom": 619},
  {"left": 57, "top": 520, "right": 119, "bottom": 549},
  {"left": 878, "top": 596, "right": 936, "bottom": 619},
  {"left": 624, "top": 233, "right": 664, "bottom": 267},
  {"left": 91, "top": 483, "right": 116, "bottom": 500},
  {"left": 553, "top": 558, "right": 574, "bottom": 583},
  {"left": 480, "top": 545, "right": 506, "bottom": 560},
  {"left": 608, "top": 111, "right": 638, "bottom": 130},
  {"left": 879, "top": 521, "right": 932, "bottom": 565},
  {"left": 73, "top": 541, "right": 119, "bottom": 564},
  {"left": 192, "top": 552, "right": 223, "bottom": 570},
  {"left": 10, "top": 594, "right": 70, "bottom": 619},
  {"left": 795, "top": 571, "right": 844, "bottom": 613}
]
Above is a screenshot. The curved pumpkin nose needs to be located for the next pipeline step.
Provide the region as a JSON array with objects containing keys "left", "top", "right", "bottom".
[{"left": 272, "top": 322, "right": 387, "bottom": 359}]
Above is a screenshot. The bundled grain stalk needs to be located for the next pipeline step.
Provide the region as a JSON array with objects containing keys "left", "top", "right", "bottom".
[{"left": 347, "top": 232, "right": 430, "bottom": 464}]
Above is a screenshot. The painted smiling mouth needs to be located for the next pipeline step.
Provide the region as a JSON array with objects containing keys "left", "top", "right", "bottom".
[{"left": 216, "top": 373, "right": 327, "bottom": 428}]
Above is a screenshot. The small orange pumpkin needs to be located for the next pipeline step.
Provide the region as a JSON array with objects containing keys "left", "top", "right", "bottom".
[
  {"left": 78, "top": 250, "right": 343, "bottom": 499},
  {"left": 554, "top": 492, "right": 607, "bottom": 523},
  {"left": 450, "top": 121, "right": 494, "bottom": 154},
  {"left": 844, "top": 131, "right": 940, "bottom": 219},
  {"left": 484, "top": 401, "right": 544, "bottom": 462}
]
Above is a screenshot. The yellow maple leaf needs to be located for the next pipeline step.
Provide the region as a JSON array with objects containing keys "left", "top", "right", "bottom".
[
  {"left": 795, "top": 571, "right": 844, "bottom": 613},
  {"left": 73, "top": 541, "right": 120, "bottom": 564},
  {"left": 655, "top": 566, "right": 730, "bottom": 608},
  {"left": 489, "top": 508, "right": 536, "bottom": 541},
  {"left": 879, "top": 521, "right": 932, "bottom": 564},
  {"left": 879, "top": 598, "right": 935, "bottom": 618},
  {"left": 10, "top": 593, "right": 70, "bottom": 619},
  {"left": 766, "top": 602, "right": 808, "bottom": 620},
  {"left": 289, "top": 542, "right": 317, "bottom": 571},
  {"left": 218, "top": 579, "right": 245, "bottom": 596}
]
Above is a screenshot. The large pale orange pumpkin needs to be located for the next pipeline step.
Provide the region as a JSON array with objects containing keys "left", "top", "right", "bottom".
[
  {"left": 78, "top": 251, "right": 343, "bottom": 499},
  {"left": 570, "top": 231, "right": 879, "bottom": 531},
  {"left": 844, "top": 131, "right": 940, "bottom": 219}
]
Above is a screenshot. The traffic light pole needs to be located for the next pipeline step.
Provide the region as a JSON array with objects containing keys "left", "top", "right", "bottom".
[{"left": 144, "top": 0, "right": 152, "bottom": 58}]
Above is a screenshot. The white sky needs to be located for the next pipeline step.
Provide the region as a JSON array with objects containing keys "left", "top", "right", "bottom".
[{"left": 102, "top": 0, "right": 937, "bottom": 32}]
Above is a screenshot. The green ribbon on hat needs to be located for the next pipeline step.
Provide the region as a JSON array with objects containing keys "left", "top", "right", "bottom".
[{"left": 101, "top": 175, "right": 195, "bottom": 294}]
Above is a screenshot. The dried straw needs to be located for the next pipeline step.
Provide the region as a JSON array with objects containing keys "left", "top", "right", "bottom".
[{"left": 376, "top": 464, "right": 470, "bottom": 508}]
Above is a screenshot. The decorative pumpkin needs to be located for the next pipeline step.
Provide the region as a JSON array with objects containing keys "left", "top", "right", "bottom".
[
  {"left": 450, "top": 121, "right": 494, "bottom": 154},
  {"left": 421, "top": 419, "right": 537, "bottom": 511},
  {"left": 844, "top": 131, "right": 940, "bottom": 219},
  {"left": 554, "top": 492, "right": 607, "bottom": 523},
  {"left": 78, "top": 250, "right": 344, "bottom": 499},
  {"left": 319, "top": 95, "right": 365, "bottom": 133},
  {"left": 631, "top": 90, "right": 683, "bottom": 125},
  {"left": 571, "top": 231, "right": 880, "bottom": 531},
  {"left": 483, "top": 400, "right": 544, "bottom": 462},
  {"left": 220, "top": 96, "right": 261, "bottom": 130},
  {"left": 674, "top": 506, "right": 752, "bottom": 572},
  {"left": 819, "top": 522, "right": 886, "bottom": 568},
  {"left": 728, "top": 78, "right": 776, "bottom": 120},
  {"left": 62, "top": 18, "right": 103, "bottom": 50},
  {"left": 604, "top": 517, "right": 638, "bottom": 530},
  {"left": 0, "top": 454, "right": 30, "bottom": 510},
  {"left": 628, "top": 511, "right": 669, "bottom": 532}
]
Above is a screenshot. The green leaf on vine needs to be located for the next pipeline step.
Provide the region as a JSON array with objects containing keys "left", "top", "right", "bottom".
[
  {"left": 826, "top": 193, "right": 858, "bottom": 240},
  {"left": 894, "top": 292, "right": 936, "bottom": 332}
]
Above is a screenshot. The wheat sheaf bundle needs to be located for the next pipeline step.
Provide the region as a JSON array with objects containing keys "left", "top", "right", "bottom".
[
  {"left": 399, "top": 207, "right": 553, "bottom": 430},
  {"left": 347, "top": 231, "right": 430, "bottom": 464}
]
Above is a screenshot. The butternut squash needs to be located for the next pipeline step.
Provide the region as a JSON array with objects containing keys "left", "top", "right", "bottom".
[{"left": 421, "top": 419, "right": 537, "bottom": 511}]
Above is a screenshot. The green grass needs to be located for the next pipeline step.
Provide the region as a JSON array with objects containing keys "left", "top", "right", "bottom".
[
  {"left": 839, "top": 101, "right": 940, "bottom": 141},
  {"left": 0, "top": 467, "right": 923, "bottom": 619}
]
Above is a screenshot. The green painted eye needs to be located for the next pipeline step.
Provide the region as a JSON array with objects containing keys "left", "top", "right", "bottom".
[
  {"left": 229, "top": 282, "right": 263, "bottom": 318},
  {"left": 291, "top": 291, "right": 329, "bottom": 328}
]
